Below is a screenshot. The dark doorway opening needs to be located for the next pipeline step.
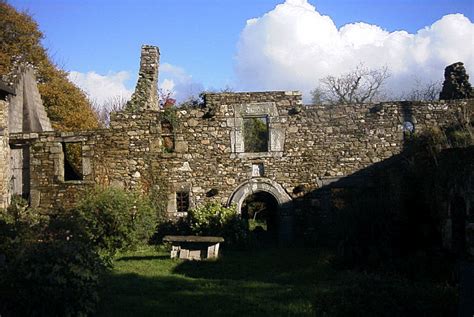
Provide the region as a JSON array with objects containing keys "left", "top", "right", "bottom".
[
  {"left": 241, "top": 191, "right": 279, "bottom": 245},
  {"left": 451, "top": 195, "right": 467, "bottom": 256},
  {"left": 10, "top": 144, "right": 30, "bottom": 200}
]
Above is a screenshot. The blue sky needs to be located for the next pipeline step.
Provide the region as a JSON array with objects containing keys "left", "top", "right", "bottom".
[{"left": 9, "top": 0, "right": 474, "bottom": 103}]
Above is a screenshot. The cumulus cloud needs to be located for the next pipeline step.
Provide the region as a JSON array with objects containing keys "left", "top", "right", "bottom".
[
  {"left": 68, "top": 63, "right": 204, "bottom": 107},
  {"left": 235, "top": 0, "right": 474, "bottom": 101},
  {"left": 68, "top": 71, "right": 133, "bottom": 105},
  {"left": 159, "top": 63, "right": 204, "bottom": 102}
]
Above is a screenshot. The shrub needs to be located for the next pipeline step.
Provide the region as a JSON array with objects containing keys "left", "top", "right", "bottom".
[
  {"left": 2, "top": 238, "right": 104, "bottom": 316},
  {"left": 152, "top": 217, "right": 191, "bottom": 244},
  {"left": 188, "top": 201, "right": 248, "bottom": 246},
  {"left": 75, "top": 186, "right": 157, "bottom": 258},
  {"left": 0, "top": 196, "right": 48, "bottom": 262},
  {"left": 0, "top": 201, "right": 105, "bottom": 316}
]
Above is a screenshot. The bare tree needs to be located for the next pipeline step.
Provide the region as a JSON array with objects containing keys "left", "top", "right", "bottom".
[
  {"left": 159, "top": 88, "right": 176, "bottom": 108},
  {"left": 92, "top": 95, "right": 128, "bottom": 127},
  {"left": 311, "top": 64, "right": 390, "bottom": 105},
  {"left": 401, "top": 77, "right": 442, "bottom": 101}
]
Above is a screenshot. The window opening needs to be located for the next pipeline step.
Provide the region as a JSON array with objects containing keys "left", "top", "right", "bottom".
[
  {"left": 402, "top": 121, "right": 414, "bottom": 133},
  {"left": 63, "top": 142, "right": 83, "bottom": 181},
  {"left": 161, "top": 120, "right": 175, "bottom": 153},
  {"left": 244, "top": 116, "right": 269, "bottom": 152},
  {"left": 176, "top": 191, "right": 190, "bottom": 213}
]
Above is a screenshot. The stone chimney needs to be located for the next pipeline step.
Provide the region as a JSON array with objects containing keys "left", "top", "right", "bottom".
[
  {"left": 439, "top": 62, "right": 473, "bottom": 100},
  {"left": 126, "top": 45, "right": 160, "bottom": 111}
]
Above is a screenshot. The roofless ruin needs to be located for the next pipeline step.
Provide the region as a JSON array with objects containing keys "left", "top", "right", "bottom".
[{"left": 0, "top": 45, "right": 472, "bottom": 251}]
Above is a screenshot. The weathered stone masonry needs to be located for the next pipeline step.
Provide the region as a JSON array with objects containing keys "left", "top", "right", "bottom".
[
  {"left": 0, "top": 45, "right": 473, "bottom": 247},
  {"left": 0, "top": 99, "right": 10, "bottom": 209},
  {"left": 16, "top": 93, "right": 474, "bottom": 242}
]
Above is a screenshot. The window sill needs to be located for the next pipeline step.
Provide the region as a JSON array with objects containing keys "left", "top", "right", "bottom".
[
  {"left": 231, "top": 152, "right": 283, "bottom": 159},
  {"left": 62, "top": 180, "right": 94, "bottom": 185}
]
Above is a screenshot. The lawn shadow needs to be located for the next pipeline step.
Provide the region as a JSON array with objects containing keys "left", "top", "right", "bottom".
[
  {"left": 172, "top": 247, "right": 335, "bottom": 285},
  {"left": 97, "top": 248, "right": 458, "bottom": 316},
  {"left": 97, "top": 272, "right": 313, "bottom": 316},
  {"left": 116, "top": 255, "right": 170, "bottom": 261}
]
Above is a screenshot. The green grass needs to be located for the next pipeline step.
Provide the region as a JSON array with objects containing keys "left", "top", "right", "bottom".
[{"left": 96, "top": 246, "right": 457, "bottom": 316}]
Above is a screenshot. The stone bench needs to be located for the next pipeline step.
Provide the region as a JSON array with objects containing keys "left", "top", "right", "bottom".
[{"left": 162, "top": 235, "right": 224, "bottom": 260}]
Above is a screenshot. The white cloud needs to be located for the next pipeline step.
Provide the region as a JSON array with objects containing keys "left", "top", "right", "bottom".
[
  {"left": 235, "top": 0, "right": 474, "bottom": 101},
  {"left": 160, "top": 78, "right": 175, "bottom": 93},
  {"left": 68, "top": 71, "right": 133, "bottom": 105},
  {"left": 68, "top": 63, "right": 204, "bottom": 107},
  {"left": 159, "top": 63, "right": 204, "bottom": 102}
]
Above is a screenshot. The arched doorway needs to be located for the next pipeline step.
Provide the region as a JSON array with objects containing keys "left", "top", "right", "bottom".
[
  {"left": 228, "top": 178, "right": 293, "bottom": 243},
  {"left": 451, "top": 195, "right": 467, "bottom": 255},
  {"left": 242, "top": 191, "right": 279, "bottom": 243}
]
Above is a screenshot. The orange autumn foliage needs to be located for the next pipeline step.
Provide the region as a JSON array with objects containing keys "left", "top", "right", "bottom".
[{"left": 0, "top": 1, "right": 99, "bottom": 131}]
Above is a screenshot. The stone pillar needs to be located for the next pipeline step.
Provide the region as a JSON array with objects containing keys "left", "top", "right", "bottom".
[
  {"left": 126, "top": 45, "right": 160, "bottom": 111},
  {"left": 0, "top": 100, "right": 11, "bottom": 208},
  {"left": 439, "top": 62, "right": 473, "bottom": 100}
]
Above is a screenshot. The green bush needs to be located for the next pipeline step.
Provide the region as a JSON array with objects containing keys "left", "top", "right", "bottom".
[
  {"left": 0, "top": 188, "right": 160, "bottom": 316},
  {"left": 2, "top": 238, "right": 104, "bottom": 316},
  {"left": 188, "top": 201, "right": 248, "bottom": 246},
  {"left": 0, "top": 201, "right": 105, "bottom": 316},
  {"left": 75, "top": 186, "right": 157, "bottom": 258},
  {"left": 152, "top": 217, "right": 191, "bottom": 244}
]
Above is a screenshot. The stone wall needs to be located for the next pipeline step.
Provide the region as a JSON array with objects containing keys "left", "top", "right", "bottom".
[
  {"left": 0, "top": 100, "right": 11, "bottom": 209},
  {"left": 2, "top": 46, "right": 471, "bottom": 247},
  {"left": 21, "top": 131, "right": 95, "bottom": 210},
  {"left": 23, "top": 92, "right": 472, "bottom": 216}
]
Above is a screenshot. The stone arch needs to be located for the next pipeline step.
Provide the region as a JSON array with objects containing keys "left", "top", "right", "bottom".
[
  {"left": 228, "top": 178, "right": 293, "bottom": 243},
  {"left": 227, "top": 178, "right": 291, "bottom": 212}
]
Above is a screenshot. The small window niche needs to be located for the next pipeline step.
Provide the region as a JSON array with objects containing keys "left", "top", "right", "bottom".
[
  {"left": 251, "top": 163, "right": 265, "bottom": 177},
  {"left": 62, "top": 142, "right": 83, "bottom": 181},
  {"left": 176, "top": 191, "right": 190, "bottom": 213},
  {"left": 243, "top": 116, "right": 269, "bottom": 153},
  {"left": 161, "top": 120, "right": 175, "bottom": 153}
]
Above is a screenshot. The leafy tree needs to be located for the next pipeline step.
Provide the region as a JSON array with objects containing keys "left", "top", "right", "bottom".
[
  {"left": 0, "top": 1, "right": 98, "bottom": 131},
  {"left": 312, "top": 64, "right": 390, "bottom": 105}
]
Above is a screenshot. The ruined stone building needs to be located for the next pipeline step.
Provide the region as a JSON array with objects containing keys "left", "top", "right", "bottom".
[{"left": 0, "top": 45, "right": 473, "bottom": 252}]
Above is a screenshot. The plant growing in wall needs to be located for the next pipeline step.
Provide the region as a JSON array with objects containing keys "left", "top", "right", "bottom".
[{"left": 161, "top": 107, "right": 178, "bottom": 153}]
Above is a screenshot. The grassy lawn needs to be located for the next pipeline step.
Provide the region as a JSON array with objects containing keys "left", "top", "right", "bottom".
[{"left": 96, "top": 246, "right": 457, "bottom": 316}]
